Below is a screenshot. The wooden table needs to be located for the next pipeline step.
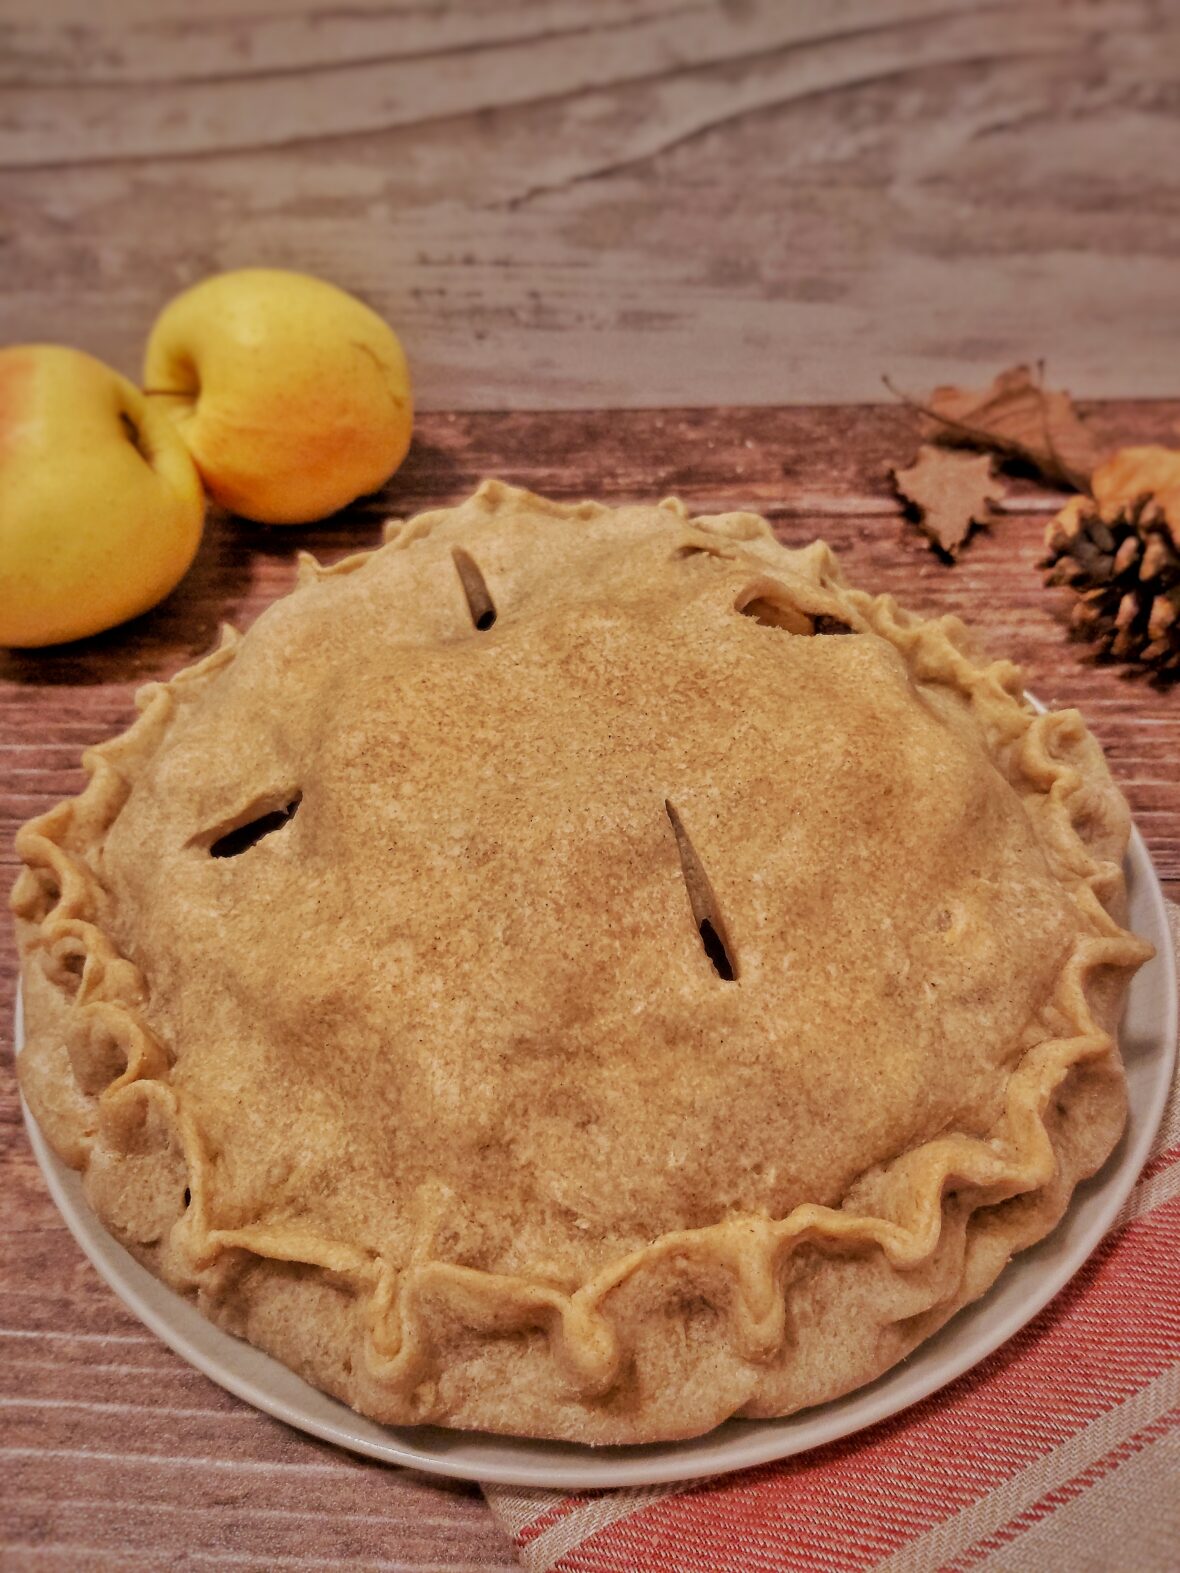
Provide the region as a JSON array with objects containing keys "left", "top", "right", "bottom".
[
  {"left": 3, "top": 401, "right": 1179, "bottom": 1570},
  {"left": 4, "top": 1, "right": 1180, "bottom": 1566}
]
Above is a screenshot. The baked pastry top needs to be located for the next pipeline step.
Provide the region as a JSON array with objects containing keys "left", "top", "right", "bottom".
[{"left": 14, "top": 481, "right": 1152, "bottom": 1444}]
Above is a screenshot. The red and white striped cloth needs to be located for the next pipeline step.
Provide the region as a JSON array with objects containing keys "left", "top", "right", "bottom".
[{"left": 483, "top": 906, "right": 1180, "bottom": 1573}]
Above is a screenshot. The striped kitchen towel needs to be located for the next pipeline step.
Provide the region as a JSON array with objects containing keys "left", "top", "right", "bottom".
[{"left": 482, "top": 906, "right": 1180, "bottom": 1573}]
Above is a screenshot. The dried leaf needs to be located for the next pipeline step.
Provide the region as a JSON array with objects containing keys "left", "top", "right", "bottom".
[
  {"left": 892, "top": 446, "right": 999, "bottom": 557},
  {"left": 888, "top": 364, "right": 1104, "bottom": 490},
  {"left": 1090, "top": 445, "right": 1180, "bottom": 537},
  {"left": 1049, "top": 445, "right": 1180, "bottom": 562}
]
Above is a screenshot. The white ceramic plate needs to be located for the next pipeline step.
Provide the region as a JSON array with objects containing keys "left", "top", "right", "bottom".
[{"left": 17, "top": 828, "right": 1175, "bottom": 1490}]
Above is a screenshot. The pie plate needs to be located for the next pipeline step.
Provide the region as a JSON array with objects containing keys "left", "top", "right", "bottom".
[{"left": 16, "top": 825, "right": 1175, "bottom": 1490}]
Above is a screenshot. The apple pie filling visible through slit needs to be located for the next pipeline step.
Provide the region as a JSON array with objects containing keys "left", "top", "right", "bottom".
[
  {"left": 451, "top": 546, "right": 497, "bottom": 630},
  {"left": 205, "top": 795, "right": 302, "bottom": 859},
  {"left": 664, "top": 799, "right": 738, "bottom": 982}
]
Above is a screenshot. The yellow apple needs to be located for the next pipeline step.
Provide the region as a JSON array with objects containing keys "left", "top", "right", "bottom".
[
  {"left": 0, "top": 345, "right": 205, "bottom": 648},
  {"left": 144, "top": 269, "right": 414, "bottom": 525}
]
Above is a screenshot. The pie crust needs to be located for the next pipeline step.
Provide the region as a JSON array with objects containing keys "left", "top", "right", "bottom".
[{"left": 14, "top": 481, "right": 1153, "bottom": 1444}]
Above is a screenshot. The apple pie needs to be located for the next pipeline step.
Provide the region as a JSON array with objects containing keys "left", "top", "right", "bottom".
[{"left": 14, "top": 481, "right": 1152, "bottom": 1444}]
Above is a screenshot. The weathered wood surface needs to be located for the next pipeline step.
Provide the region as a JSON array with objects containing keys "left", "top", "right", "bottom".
[
  {"left": 2, "top": 400, "right": 1178, "bottom": 1569},
  {"left": 2, "top": 0, "right": 1179, "bottom": 408}
]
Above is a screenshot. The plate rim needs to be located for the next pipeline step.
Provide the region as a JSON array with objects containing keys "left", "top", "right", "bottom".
[{"left": 14, "top": 827, "right": 1176, "bottom": 1491}]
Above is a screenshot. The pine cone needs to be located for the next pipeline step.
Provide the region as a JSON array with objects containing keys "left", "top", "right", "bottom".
[{"left": 1042, "top": 491, "right": 1180, "bottom": 680}]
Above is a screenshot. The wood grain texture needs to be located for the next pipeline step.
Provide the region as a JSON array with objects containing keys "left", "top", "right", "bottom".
[
  {"left": 2, "top": 0, "right": 1179, "bottom": 407},
  {"left": 2, "top": 399, "right": 1178, "bottom": 1568}
]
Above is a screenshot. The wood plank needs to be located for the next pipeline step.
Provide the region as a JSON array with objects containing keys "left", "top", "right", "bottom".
[
  {"left": 1, "top": 0, "right": 1178, "bottom": 406},
  {"left": 2, "top": 400, "right": 1177, "bottom": 1569}
]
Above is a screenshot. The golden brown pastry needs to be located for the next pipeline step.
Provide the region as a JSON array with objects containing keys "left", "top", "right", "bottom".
[{"left": 14, "top": 482, "right": 1152, "bottom": 1443}]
